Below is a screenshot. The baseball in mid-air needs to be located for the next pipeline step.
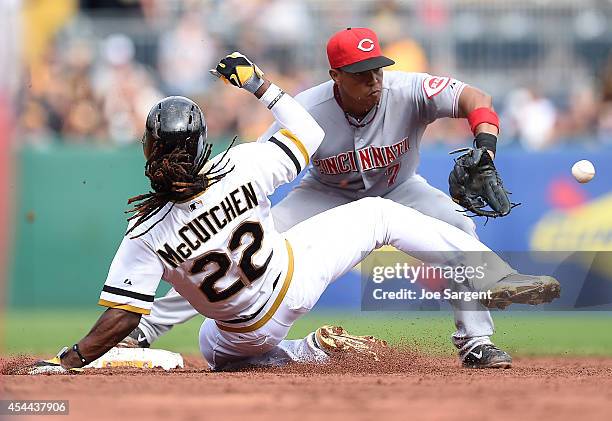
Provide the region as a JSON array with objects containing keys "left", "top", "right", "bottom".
[{"left": 571, "top": 160, "right": 595, "bottom": 183}]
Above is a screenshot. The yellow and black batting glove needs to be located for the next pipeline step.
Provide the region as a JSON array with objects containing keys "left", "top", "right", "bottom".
[
  {"left": 210, "top": 52, "right": 265, "bottom": 94},
  {"left": 28, "top": 347, "right": 83, "bottom": 375}
]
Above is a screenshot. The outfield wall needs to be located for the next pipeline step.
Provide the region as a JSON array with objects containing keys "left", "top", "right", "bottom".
[{"left": 8, "top": 144, "right": 612, "bottom": 309}]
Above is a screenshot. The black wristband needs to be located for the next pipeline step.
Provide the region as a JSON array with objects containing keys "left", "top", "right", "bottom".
[
  {"left": 267, "top": 90, "right": 285, "bottom": 110},
  {"left": 473, "top": 132, "right": 497, "bottom": 155},
  {"left": 72, "top": 343, "right": 88, "bottom": 365}
]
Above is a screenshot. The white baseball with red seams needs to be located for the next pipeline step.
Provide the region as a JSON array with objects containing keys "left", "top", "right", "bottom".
[{"left": 571, "top": 159, "right": 595, "bottom": 183}]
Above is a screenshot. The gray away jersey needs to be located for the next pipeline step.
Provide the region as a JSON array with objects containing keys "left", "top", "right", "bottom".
[{"left": 260, "top": 71, "right": 466, "bottom": 198}]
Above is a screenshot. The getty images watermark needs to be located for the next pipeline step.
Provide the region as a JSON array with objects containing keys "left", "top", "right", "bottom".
[
  {"left": 360, "top": 251, "right": 612, "bottom": 311},
  {"left": 370, "top": 261, "right": 491, "bottom": 302}
]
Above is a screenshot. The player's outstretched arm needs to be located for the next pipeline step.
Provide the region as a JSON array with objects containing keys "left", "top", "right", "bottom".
[
  {"left": 211, "top": 52, "right": 324, "bottom": 156},
  {"left": 30, "top": 234, "right": 163, "bottom": 374},
  {"left": 61, "top": 308, "right": 141, "bottom": 368},
  {"left": 458, "top": 86, "right": 499, "bottom": 159},
  {"left": 448, "top": 86, "right": 517, "bottom": 218},
  {"left": 413, "top": 73, "right": 498, "bottom": 159},
  {"left": 211, "top": 52, "right": 324, "bottom": 192},
  {"left": 29, "top": 308, "right": 141, "bottom": 374}
]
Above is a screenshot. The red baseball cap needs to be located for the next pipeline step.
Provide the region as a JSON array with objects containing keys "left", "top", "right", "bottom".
[{"left": 327, "top": 27, "right": 395, "bottom": 73}]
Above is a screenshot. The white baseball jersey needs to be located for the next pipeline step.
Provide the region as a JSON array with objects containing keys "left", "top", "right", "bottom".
[
  {"left": 99, "top": 85, "right": 324, "bottom": 323},
  {"left": 260, "top": 71, "right": 466, "bottom": 197}
]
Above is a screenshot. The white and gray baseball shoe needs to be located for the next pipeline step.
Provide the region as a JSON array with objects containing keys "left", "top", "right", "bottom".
[{"left": 481, "top": 274, "right": 561, "bottom": 310}]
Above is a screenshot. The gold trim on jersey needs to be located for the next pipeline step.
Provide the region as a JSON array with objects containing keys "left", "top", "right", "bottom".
[
  {"left": 98, "top": 299, "right": 151, "bottom": 315},
  {"left": 280, "top": 129, "right": 309, "bottom": 166},
  {"left": 216, "top": 239, "right": 294, "bottom": 333}
]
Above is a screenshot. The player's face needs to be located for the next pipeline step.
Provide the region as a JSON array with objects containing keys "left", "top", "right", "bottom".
[{"left": 334, "top": 68, "right": 383, "bottom": 110}]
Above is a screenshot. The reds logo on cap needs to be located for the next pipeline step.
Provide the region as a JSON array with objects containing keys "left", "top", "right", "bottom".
[
  {"left": 357, "top": 38, "right": 375, "bottom": 52},
  {"left": 327, "top": 28, "right": 395, "bottom": 73}
]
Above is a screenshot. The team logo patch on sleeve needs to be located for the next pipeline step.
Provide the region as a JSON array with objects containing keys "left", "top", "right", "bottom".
[{"left": 423, "top": 76, "right": 451, "bottom": 99}]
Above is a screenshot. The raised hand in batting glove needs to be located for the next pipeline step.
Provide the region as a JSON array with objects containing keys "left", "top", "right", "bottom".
[
  {"left": 210, "top": 52, "right": 265, "bottom": 94},
  {"left": 449, "top": 147, "right": 518, "bottom": 218},
  {"left": 28, "top": 347, "right": 83, "bottom": 375}
]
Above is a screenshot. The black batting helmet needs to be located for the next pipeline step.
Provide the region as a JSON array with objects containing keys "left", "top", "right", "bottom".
[{"left": 142, "top": 96, "right": 208, "bottom": 163}]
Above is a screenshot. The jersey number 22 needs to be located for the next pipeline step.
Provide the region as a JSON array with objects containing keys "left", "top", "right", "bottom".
[{"left": 190, "top": 221, "right": 272, "bottom": 302}]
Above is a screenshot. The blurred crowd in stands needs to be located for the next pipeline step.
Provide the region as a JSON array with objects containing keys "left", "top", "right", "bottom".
[{"left": 16, "top": 0, "right": 612, "bottom": 150}]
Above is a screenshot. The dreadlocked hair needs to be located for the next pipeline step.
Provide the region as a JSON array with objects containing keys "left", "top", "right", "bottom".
[{"left": 125, "top": 136, "right": 238, "bottom": 239}]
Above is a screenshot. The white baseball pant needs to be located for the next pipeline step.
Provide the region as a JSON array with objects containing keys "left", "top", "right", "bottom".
[
  {"left": 139, "top": 175, "right": 507, "bottom": 350},
  {"left": 198, "top": 197, "right": 513, "bottom": 370}
]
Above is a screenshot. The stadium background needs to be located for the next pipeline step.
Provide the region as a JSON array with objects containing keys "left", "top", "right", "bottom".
[{"left": 1, "top": 0, "right": 611, "bottom": 356}]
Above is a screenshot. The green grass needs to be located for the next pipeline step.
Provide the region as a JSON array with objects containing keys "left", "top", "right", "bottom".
[{"left": 3, "top": 309, "right": 611, "bottom": 356}]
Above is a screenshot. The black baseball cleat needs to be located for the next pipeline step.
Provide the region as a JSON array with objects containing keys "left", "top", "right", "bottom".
[
  {"left": 117, "top": 327, "right": 150, "bottom": 348},
  {"left": 481, "top": 274, "right": 561, "bottom": 310},
  {"left": 460, "top": 343, "right": 512, "bottom": 369}
]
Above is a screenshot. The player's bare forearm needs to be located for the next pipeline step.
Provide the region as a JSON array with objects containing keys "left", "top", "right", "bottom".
[
  {"left": 457, "top": 86, "right": 498, "bottom": 158},
  {"left": 458, "top": 86, "right": 498, "bottom": 136},
  {"left": 60, "top": 308, "right": 141, "bottom": 369}
]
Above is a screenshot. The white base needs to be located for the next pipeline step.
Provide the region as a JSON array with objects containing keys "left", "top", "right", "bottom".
[{"left": 85, "top": 348, "right": 184, "bottom": 371}]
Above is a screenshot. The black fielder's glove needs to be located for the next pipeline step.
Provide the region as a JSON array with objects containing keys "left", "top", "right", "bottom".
[{"left": 448, "top": 147, "right": 518, "bottom": 218}]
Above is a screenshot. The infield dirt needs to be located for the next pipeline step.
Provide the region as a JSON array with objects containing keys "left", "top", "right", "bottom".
[{"left": 2, "top": 351, "right": 612, "bottom": 421}]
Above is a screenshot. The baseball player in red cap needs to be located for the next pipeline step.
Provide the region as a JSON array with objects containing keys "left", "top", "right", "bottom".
[{"left": 124, "top": 28, "right": 558, "bottom": 369}]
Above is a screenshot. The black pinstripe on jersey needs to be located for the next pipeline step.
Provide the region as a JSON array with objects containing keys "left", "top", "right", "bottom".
[{"left": 102, "top": 285, "right": 155, "bottom": 302}]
